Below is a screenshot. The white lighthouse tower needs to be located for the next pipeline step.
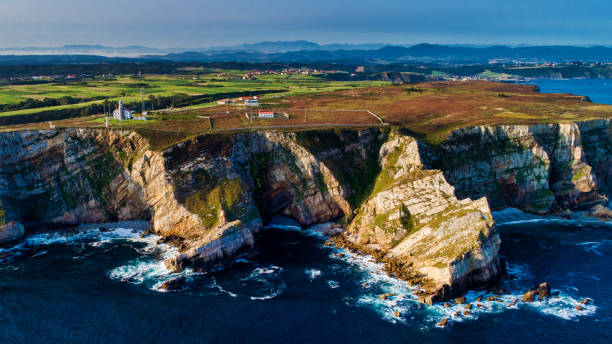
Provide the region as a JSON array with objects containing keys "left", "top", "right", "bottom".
[{"left": 113, "top": 100, "right": 133, "bottom": 120}]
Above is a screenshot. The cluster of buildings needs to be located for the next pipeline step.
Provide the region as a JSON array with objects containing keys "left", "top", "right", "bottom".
[
  {"left": 238, "top": 68, "right": 342, "bottom": 80},
  {"left": 217, "top": 96, "right": 259, "bottom": 106},
  {"left": 8, "top": 74, "right": 84, "bottom": 81}
]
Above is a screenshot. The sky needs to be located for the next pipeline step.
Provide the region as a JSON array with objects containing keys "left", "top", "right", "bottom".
[{"left": 0, "top": 0, "right": 611, "bottom": 48}]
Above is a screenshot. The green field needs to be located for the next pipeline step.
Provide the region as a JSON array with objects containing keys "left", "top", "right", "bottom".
[{"left": 0, "top": 72, "right": 389, "bottom": 117}]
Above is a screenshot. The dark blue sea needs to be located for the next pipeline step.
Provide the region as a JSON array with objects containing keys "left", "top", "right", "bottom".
[{"left": 0, "top": 219, "right": 610, "bottom": 344}]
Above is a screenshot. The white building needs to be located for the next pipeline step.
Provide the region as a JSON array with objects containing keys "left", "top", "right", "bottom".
[
  {"left": 245, "top": 99, "right": 259, "bottom": 106},
  {"left": 258, "top": 110, "right": 275, "bottom": 118},
  {"left": 113, "top": 100, "right": 133, "bottom": 120}
]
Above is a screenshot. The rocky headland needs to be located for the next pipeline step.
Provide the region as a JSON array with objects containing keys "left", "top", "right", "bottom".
[{"left": 1, "top": 119, "right": 612, "bottom": 302}]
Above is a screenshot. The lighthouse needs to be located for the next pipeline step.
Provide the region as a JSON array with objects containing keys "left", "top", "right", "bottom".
[{"left": 113, "top": 100, "right": 133, "bottom": 120}]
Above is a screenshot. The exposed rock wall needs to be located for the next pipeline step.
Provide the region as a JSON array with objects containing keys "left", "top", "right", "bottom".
[
  {"left": 341, "top": 133, "right": 503, "bottom": 303},
  {"left": 429, "top": 123, "right": 607, "bottom": 213}
]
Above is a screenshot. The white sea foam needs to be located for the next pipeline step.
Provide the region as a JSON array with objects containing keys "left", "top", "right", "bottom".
[
  {"left": 210, "top": 277, "right": 239, "bottom": 297},
  {"left": 29, "top": 250, "right": 48, "bottom": 258},
  {"left": 264, "top": 223, "right": 302, "bottom": 231},
  {"left": 253, "top": 266, "right": 279, "bottom": 275},
  {"left": 329, "top": 246, "right": 597, "bottom": 327},
  {"left": 327, "top": 280, "right": 340, "bottom": 289},
  {"left": 208, "top": 264, "right": 287, "bottom": 300},
  {"left": 1, "top": 226, "right": 182, "bottom": 291},
  {"left": 305, "top": 268, "right": 321, "bottom": 281},
  {"left": 264, "top": 215, "right": 332, "bottom": 239},
  {"left": 24, "top": 227, "right": 145, "bottom": 247},
  {"left": 109, "top": 257, "right": 172, "bottom": 285},
  {"left": 107, "top": 237, "right": 178, "bottom": 290},
  {"left": 250, "top": 288, "right": 284, "bottom": 300},
  {"left": 264, "top": 215, "right": 302, "bottom": 231}
]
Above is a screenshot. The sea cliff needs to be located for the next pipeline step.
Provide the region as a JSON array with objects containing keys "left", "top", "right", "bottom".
[{"left": 1, "top": 120, "right": 611, "bottom": 302}]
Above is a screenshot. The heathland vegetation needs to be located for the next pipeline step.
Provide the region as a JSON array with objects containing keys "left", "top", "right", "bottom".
[{"left": 1, "top": 62, "right": 612, "bottom": 148}]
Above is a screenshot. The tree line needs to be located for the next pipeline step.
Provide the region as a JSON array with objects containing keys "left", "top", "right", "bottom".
[
  {"left": 0, "top": 89, "right": 285, "bottom": 126},
  {"left": 0, "top": 96, "right": 103, "bottom": 113}
]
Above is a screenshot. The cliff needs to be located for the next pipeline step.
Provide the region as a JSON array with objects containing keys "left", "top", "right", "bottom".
[
  {"left": 339, "top": 133, "right": 502, "bottom": 303},
  {"left": 1, "top": 121, "right": 611, "bottom": 302},
  {"left": 428, "top": 121, "right": 611, "bottom": 214}
]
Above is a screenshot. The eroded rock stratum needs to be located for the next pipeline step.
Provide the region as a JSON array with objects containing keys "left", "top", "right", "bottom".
[{"left": 1, "top": 120, "right": 611, "bottom": 301}]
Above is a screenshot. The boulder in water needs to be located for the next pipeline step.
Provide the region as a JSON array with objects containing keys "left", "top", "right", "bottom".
[
  {"left": 436, "top": 317, "right": 449, "bottom": 328},
  {"left": 160, "top": 276, "right": 187, "bottom": 291},
  {"left": 579, "top": 298, "right": 591, "bottom": 305},
  {"left": 507, "top": 298, "right": 518, "bottom": 307},
  {"left": 523, "top": 290, "right": 537, "bottom": 302},
  {"left": 455, "top": 296, "right": 466, "bottom": 304},
  {"left": 537, "top": 282, "right": 551, "bottom": 300},
  {"left": 523, "top": 282, "right": 551, "bottom": 302}
]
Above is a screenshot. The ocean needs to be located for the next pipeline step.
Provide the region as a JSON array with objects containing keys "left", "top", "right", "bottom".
[
  {"left": 526, "top": 78, "right": 612, "bottom": 105},
  {"left": 1, "top": 79, "right": 611, "bottom": 343},
  {"left": 1, "top": 219, "right": 609, "bottom": 343}
]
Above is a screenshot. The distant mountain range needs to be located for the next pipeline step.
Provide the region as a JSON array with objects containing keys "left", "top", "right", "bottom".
[
  {"left": 2, "top": 41, "right": 612, "bottom": 65},
  {"left": 154, "top": 43, "right": 612, "bottom": 64},
  {"left": 0, "top": 41, "right": 387, "bottom": 57}
]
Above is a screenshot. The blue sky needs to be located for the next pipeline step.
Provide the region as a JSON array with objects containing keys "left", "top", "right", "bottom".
[{"left": 0, "top": 0, "right": 611, "bottom": 47}]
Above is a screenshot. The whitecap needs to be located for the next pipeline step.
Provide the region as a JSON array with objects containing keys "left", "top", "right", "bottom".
[
  {"left": 327, "top": 280, "right": 340, "bottom": 289},
  {"left": 330, "top": 247, "right": 598, "bottom": 327},
  {"left": 305, "top": 268, "right": 321, "bottom": 281},
  {"left": 210, "top": 277, "right": 239, "bottom": 297},
  {"left": 249, "top": 286, "right": 285, "bottom": 300},
  {"left": 108, "top": 240, "right": 178, "bottom": 290},
  {"left": 30, "top": 250, "right": 48, "bottom": 258}
]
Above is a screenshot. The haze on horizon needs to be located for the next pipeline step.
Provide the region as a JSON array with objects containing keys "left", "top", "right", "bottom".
[{"left": 0, "top": 0, "right": 610, "bottom": 48}]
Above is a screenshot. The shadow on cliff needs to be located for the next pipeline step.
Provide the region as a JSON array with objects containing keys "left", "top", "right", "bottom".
[{"left": 0, "top": 130, "right": 153, "bottom": 232}]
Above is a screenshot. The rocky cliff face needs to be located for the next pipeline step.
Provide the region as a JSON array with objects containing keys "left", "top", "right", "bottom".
[
  {"left": 340, "top": 133, "right": 503, "bottom": 303},
  {"left": 163, "top": 130, "right": 367, "bottom": 271},
  {"left": 429, "top": 123, "right": 608, "bottom": 213},
  {"left": 1, "top": 121, "right": 611, "bottom": 302}
]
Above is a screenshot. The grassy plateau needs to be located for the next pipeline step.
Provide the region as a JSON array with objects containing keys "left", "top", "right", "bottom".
[{"left": 1, "top": 71, "right": 611, "bottom": 147}]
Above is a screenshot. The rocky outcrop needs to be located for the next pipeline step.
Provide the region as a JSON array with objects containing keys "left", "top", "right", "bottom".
[{"left": 341, "top": 133, "right": 503, "bottom": 302}]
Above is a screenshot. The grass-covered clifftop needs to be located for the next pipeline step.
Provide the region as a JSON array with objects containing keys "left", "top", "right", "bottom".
[{"left": 7, "top": 81, "right": 612, "bottom": 149}]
